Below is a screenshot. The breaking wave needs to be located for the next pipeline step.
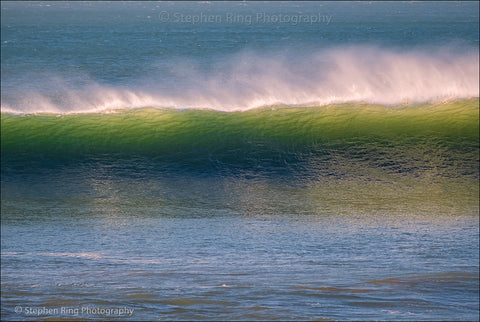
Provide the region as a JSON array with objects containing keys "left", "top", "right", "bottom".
[{"left": 1, "top": 45, "right": 478, "bottom": 114}]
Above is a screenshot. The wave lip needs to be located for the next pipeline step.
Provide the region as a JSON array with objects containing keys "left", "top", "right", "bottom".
[{"left": 1, "top": 45, "right": 479, "bottom": 114}]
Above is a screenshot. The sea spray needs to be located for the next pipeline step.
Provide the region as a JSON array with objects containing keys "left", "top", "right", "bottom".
[{"left": 1, "top": 46, "right": 478, "bottom": 114}]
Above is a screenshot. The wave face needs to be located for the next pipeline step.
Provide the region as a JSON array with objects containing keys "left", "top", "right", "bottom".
[
  {"left": 2, "top": 99, "right": 478, "bottom": 181},
  {"left": 1, "top": 46, "right": 479, "bottom": 114}
]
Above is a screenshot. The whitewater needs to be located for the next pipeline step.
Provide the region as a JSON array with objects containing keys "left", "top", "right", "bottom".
[{"left": 1, "top": 45, "right": 479, "bottom": 114}]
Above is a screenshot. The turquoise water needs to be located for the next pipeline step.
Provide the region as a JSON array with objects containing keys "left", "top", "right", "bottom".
[{"left": 1, "top": 2, "right": 479, "bottom": 320}]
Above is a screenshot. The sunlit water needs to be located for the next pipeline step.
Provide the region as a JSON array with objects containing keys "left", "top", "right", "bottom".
[
  {"left": 2, "top": 168, "right": 479, "bottom": 320},
  {"left": 1, "top": 1, "right": 479, "bottom": 321}
]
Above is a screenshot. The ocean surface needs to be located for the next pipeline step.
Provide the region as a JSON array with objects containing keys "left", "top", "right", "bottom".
[{"left": 1, "top": 1, "right": 479, "bottom": 321}]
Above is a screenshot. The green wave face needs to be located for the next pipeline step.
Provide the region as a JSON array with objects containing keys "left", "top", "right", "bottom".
[{"left": 1, "top": 99, "right": 479, "bottom": 180}]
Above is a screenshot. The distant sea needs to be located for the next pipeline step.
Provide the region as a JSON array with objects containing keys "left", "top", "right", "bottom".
[{"left": 1, "top": 2, "right": 479, "bottom": 320}]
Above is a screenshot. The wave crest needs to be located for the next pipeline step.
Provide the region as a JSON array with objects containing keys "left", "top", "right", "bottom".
[{"left": 2, "top": 45, "right": 479, "bottom": 114}]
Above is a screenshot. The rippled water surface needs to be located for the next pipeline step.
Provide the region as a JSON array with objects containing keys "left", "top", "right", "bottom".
[{"left": 1, "top": 1, "right": 479, "bottom": 320}]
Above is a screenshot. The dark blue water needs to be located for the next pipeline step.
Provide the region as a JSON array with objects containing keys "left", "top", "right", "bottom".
[{"left": 1, "top": 2, "right": 479, "bottom": 320}]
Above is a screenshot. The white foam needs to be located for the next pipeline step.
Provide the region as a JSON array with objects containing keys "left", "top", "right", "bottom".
[{"left": 2, "top": 45, "right": 478, "bottom": 114}]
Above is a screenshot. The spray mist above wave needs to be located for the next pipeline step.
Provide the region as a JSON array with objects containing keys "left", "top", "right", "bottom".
[{"left": 1, "top": 45, "right": 478, "bottom": 114}]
